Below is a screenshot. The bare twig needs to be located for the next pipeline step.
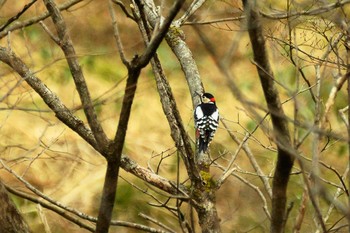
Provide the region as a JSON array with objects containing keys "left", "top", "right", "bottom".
[
  {"left": 0, "top": 0, "right": 83, "bottom": 39},
  {"left": 39, "top": 21, "right": 59, "bottom": 44},
  {"left": 293, "top": 187, "right": 308, "bottom": 233},
  {"left": 43, "top": 0, "right": 109, "bottom": 150},
  {"left": 310, "top": 65, "right": 327, "bottom": 232},
  {"left": 109, "top": 0, "right": 129, "bottom": 66},
  {"left": 260, "top": 0, "right": 350, "bottom": 20},
  {"left": 111, "top": 0, "right": 135, "bottom": 20},
  {"left": 321, "top": 73, "right": 348, "bottom": 126},
  {"left": 184, "top": 16, "right": 243, "bottom": 26},
  {"left": 215, "top": 161, "right": 271, "bottom": 219},
  {"left": 143, "top": 0, "right": 204, "bottom": 108},
  {"left": 37, "top": 204, "right": 52, "bottom": 233},
  {"left": 221, "top": 119, "right": 272, "bottom": 197},
  {"left": 339, "top": 106, "right": 349, "bottom": 127},
  {"left": 176, "top": 0, "right": 207, "bottom": 26},
  {"left": 139, "top": 213, "right": 176, "bottom": 233},
  {"left": 217, "top": 133, "right": 249, "bottom": 187},
  {"left": 322, "top": 165, "right": 349, "bottom": 227},
  {"left": 136, "top": 0, "right": 186, "bottom": 68},
  {"left": 0, "top": 0, "right": 37, "bottom": 32}
]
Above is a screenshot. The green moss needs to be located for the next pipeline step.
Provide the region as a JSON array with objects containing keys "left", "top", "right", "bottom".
[
  {"left": 200, "top": 171, "right": 217, "bottom": 191},
  {"left": 167, "top": 25, "right": 185, "bottom": 45}
]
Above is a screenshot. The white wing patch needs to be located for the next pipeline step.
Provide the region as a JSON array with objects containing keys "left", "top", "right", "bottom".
[
  {"left": 211, "top": 109, "right": 219, "bottom": 121},
  {"left": 194, "top": 105, "right": 204, "bottom": 127}
]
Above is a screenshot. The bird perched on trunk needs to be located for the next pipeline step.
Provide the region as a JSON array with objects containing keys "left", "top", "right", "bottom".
[{"left": 194, "top": 93, "right": 219, "bottom": 154}]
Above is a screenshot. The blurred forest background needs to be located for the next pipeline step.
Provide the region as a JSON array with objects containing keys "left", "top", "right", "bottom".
[{"left": 1, "top": 0, "right": 350, "bottom": 232}]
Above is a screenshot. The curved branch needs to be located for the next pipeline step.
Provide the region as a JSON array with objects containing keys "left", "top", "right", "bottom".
[
  {"left": 43, "top": 0, "right": 109, "bottom": 149},
  {"left": 143, "top": 0, "right": 203, "bottom": 108},
  {"left": 0, "top": 0, "right": 83, "bottom": 39},
  {"left": 176, "top": 0, "right": 206, "bottom": 26},
  {"left": 0, "top": 0, "right": 37, "bottom": 32}
]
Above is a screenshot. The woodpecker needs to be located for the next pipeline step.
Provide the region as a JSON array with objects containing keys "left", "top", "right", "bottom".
[{"left": 194, "top": 92, "right": 219, "bottom": 154}]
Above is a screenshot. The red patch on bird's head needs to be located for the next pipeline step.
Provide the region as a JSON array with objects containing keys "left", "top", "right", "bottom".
[{"left": 210, "top": 97, "right": 215, "bottom": 102}]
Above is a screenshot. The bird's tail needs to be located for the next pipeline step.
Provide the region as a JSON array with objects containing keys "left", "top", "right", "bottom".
[{"left": 198, "top": 137, "right": 208, "bottom": 154}]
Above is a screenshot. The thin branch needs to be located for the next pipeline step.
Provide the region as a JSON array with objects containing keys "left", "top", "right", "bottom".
[
  {"left": 136, "top": 0, "right": 186, "bottom": 68},
  {"left": 0, "top": 158, "right": 92, "bottom": 222},
  {"left": 120, "top": 154, "right": 184, "bottom": 195},
  {"left": 0, "top": 0, "right": 84, "bottom": 39},
  {"left": 43, "top": 0, "right": 109, "bottom": 150},
  {"left": 184, "top": 16, "right": 243, "bottom": 26},
  {"left": 260, "top": 0, "right": 350, "bottom": 20},
  {"left": 339, "top": 106, "right": 349, "bottom": 127},
  {"left": 221, "top": 119, "right": 272, "bottom": 197},
  {"left": 322, "top": 164, "right": 349, "bottom": 226},
  {"left": 139, "top": 213, "right": 176, "bottom": 233},
  {"left": 111, "top": 0, "right": 135, "bottom": 20},
  {"left": 321, "top": 73, "right": 348, "bottom": 127},
  {"left": 184, "top": 0, "right": 350, "bottom": 26},
  {"left": 39, "top": 21, "right": 59, "bottom": 44},
  {"left": 109, "top": 0, "right": 129, "bottom": 66},
  {"left": 215, "top": 161, "right": 271, "bottom": 219},
  {"left": 143, "top": 0, "right": 204, "bottom": 108},
  {"left": 310, "top": 65, "right": 327, "bottom": 232},
  {"left": 217, "top": 133, "right": 249, "bottom": 187},
  {"left": 293, "top": 186, "right": 308, "bottom": 233},
  {"left": 176, "top": 0, "right": 207, "bottom": 26},
  {"left": 0, "top": 0, "right": 37, "bottom": 32}
]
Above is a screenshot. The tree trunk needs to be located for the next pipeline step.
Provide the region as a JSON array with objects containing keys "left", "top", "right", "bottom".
[
  {"left": 139, "top": 1, "right": 222, "bottom": 232},
  {"left": 192, "top": 181, "right": 221, "bottom": 233},
  {"left": 0, "top": 181, "right": 31, "bottom": 233},
  {"left": 242, "top": 1, "right": 295, "bottom": 233}
]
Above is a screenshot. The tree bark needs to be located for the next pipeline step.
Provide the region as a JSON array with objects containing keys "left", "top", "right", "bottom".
[
  {"left": 95, "top": 1, "right": 186, "bottom": 232},
  {"left": 345, "top": 26, "right": 350, "bottom": 233},
  {"left": 141, "top": 1, "right": 221, "bottom": 232},
  {"left": 0, "top": 180, "right": 31, "bottom": 233},
  {"left": 242, "top": 1, "right": 295, "bottom": 233}
]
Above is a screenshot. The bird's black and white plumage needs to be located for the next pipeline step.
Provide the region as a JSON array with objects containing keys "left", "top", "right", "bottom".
[{"left": 194, "top": 93, "right": 219, "bottom": 154}]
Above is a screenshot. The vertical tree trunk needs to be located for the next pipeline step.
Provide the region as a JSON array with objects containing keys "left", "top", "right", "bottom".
[
  {"left": 346, "top": 29, "right": 350, "bottom": 233},
  {"left": 192, "top": 181, "right": 221, "bottom": 233},
  {"left": 242, "top": 1, "right": 294, "bottom": 233},
  {"left": 0, "top": 181, "right": 31, "bottom": 233},
  {"left": 140, "top": 1, "right": 222, "bottom": 232}
]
